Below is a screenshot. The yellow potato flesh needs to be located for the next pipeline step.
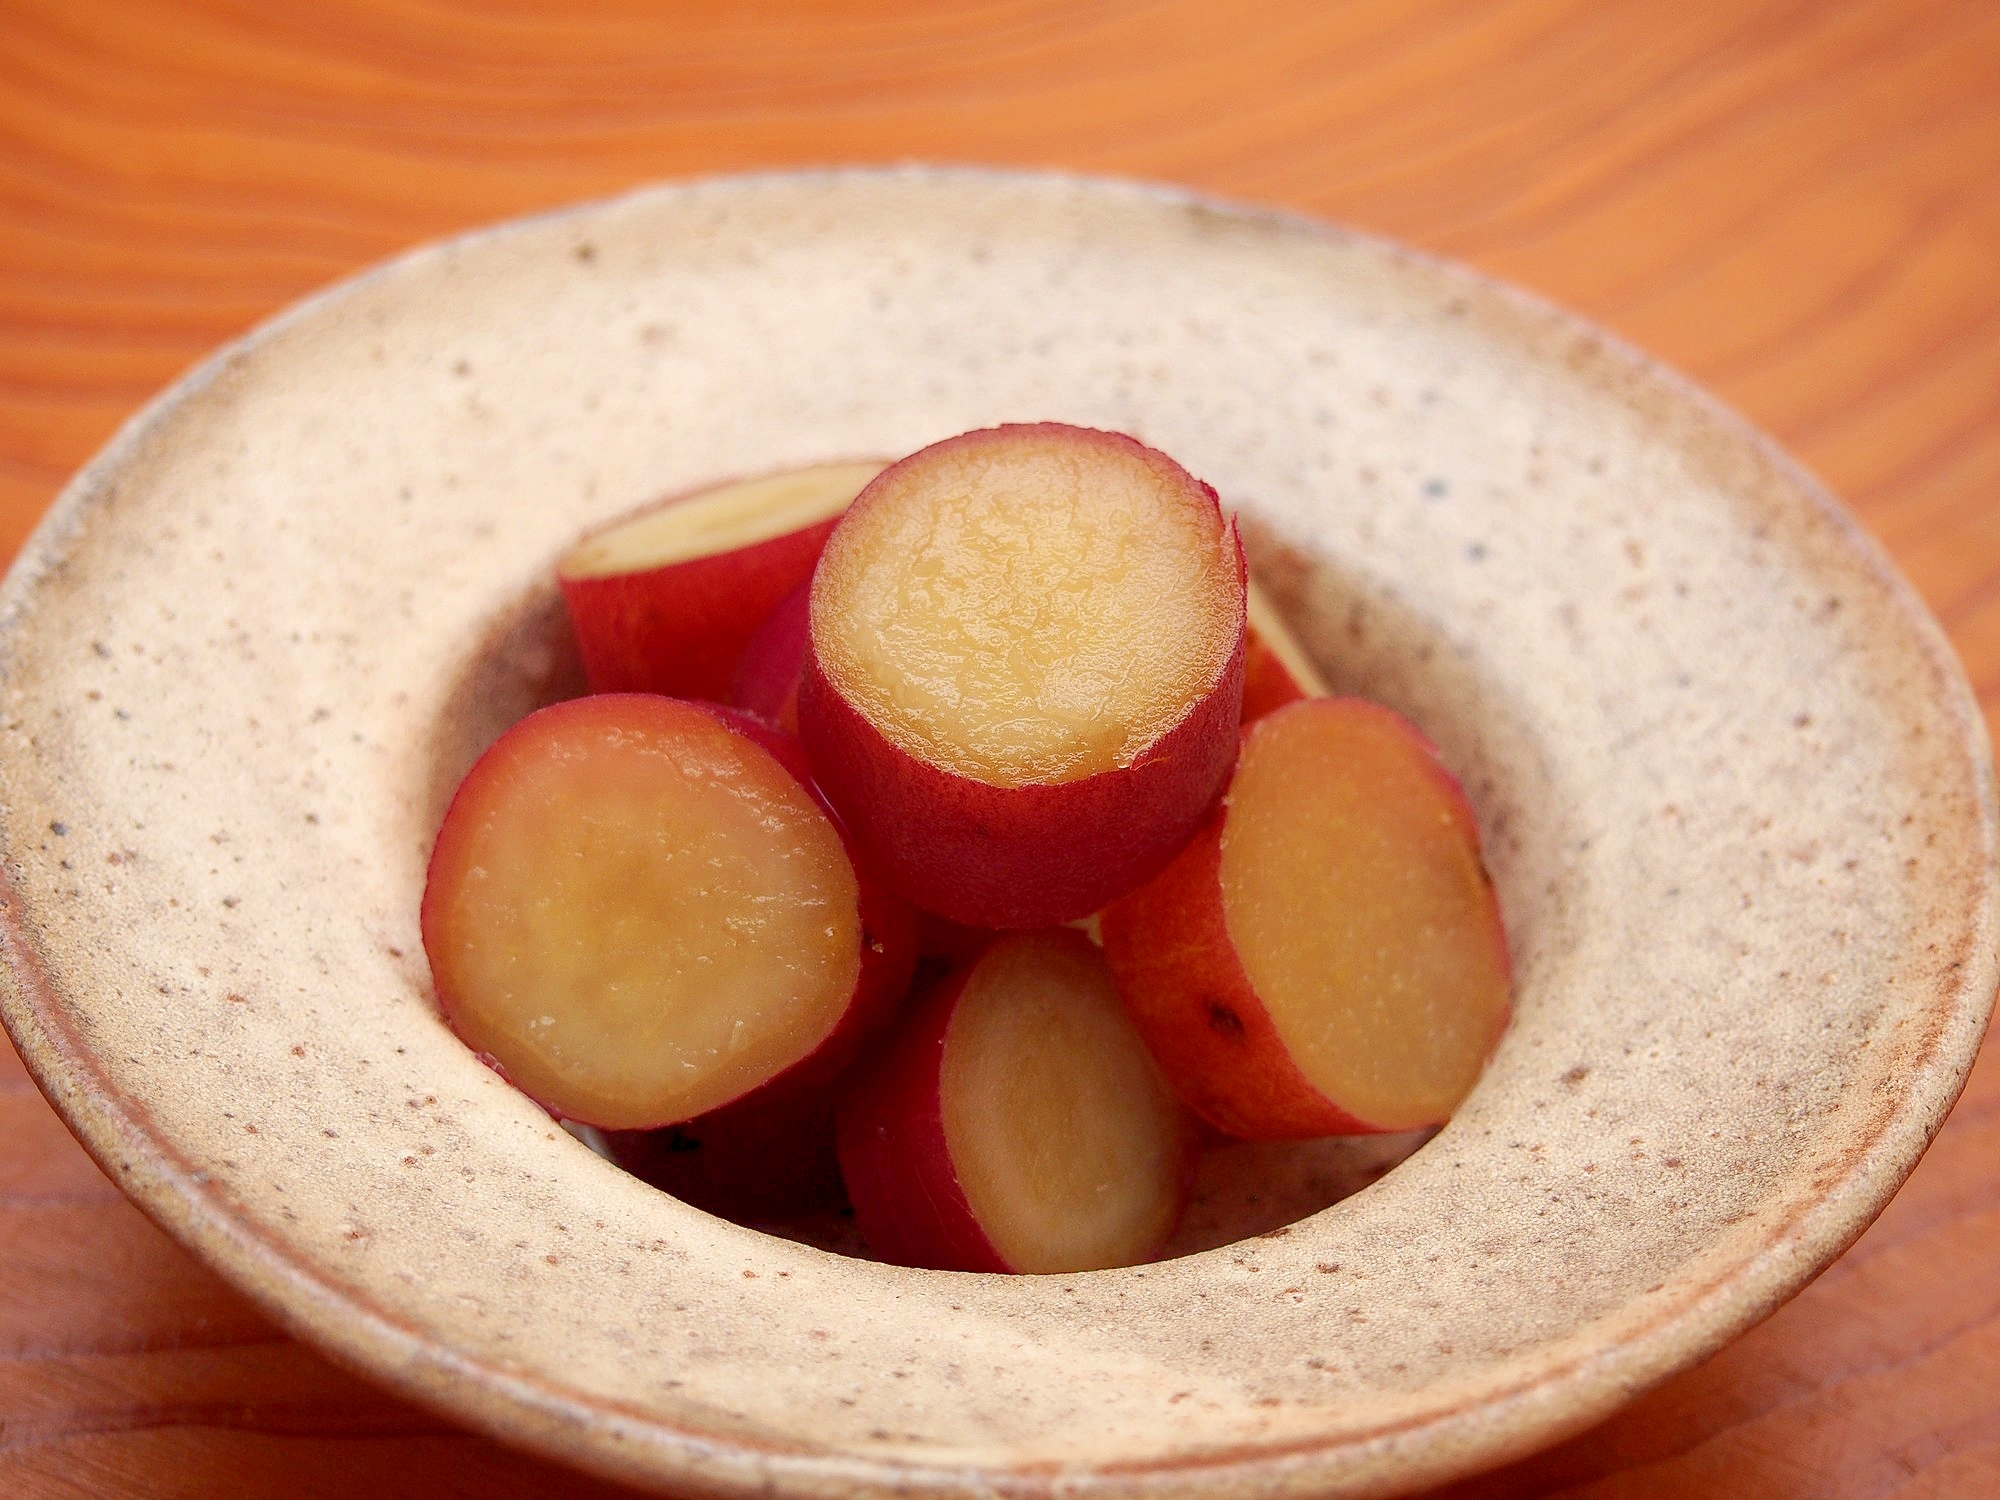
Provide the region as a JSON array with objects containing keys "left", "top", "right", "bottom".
[
  {"left": 940, "top": 931, "right": 1186, "bottom": 1273},
  {"left": 440, "top": 707, "right": 860, "bottom": 1128},
  {"left": 1245, "top": 579, "right": 1331, "bottom": 696},
  {"left": 813, "top": 433, "right": 1239, "bottom": 786},
  {"left": 1219, "top": 703, "right": 1509, "bottom": 1130},
  {"left": 559, "top": 461, "right": 885, "bottom": 579}
]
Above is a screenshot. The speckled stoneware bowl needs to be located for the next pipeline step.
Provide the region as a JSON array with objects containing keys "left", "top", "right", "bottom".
[{"left": 2, "top": 168, "right": 1994, "bottom": 1498}]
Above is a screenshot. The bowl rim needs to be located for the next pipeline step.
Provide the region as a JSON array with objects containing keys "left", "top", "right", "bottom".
[{"left": 3, "top": 163, "right": 1995, "bottom": 1499}]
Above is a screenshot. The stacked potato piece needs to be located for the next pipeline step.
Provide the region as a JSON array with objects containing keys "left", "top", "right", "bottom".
[{"left": 422, "top": 424, "right": 1511, "bottom": 1273}]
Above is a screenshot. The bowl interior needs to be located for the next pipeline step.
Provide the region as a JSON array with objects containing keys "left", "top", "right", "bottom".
[{"left": 1, "top": 170, "right": 1992, "bottom": 1499}]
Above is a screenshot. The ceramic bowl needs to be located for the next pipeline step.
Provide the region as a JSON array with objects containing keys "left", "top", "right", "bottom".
[{"left": 1, "top": 168, "right": 1993, "bottom": 1499}]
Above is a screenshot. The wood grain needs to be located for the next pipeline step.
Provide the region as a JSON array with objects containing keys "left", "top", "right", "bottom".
[{"left": 2, "top": 1, "right": 1996, "bottom": 1494}]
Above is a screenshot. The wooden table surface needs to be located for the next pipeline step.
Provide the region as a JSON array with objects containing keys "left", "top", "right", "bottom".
[{"left": 4, "top": 1, "right": 1998, "bottom": 1495}]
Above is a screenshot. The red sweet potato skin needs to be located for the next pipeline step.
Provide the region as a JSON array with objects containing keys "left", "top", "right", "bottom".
[
  {"left": 1098, "top": 790, "right": 1375, "bottom": 1141},
  {"left": 797, "top": 628, "right": 1245, "bottom": 928},
  {"left": 1239, "top": 625, "right": 1310, "bottom": 723},
  {"left": 604, "top": 1086, "right": 846, "bottom": 1222},
  {"left": 834, "top": 967, "right": 1010, "bottom": 1273},
  {"left": 560, "top": 514, "right": 839, "bottom": 701},
  {"left": 730, "top": 577, "right": 811, "bottom": 733}
]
